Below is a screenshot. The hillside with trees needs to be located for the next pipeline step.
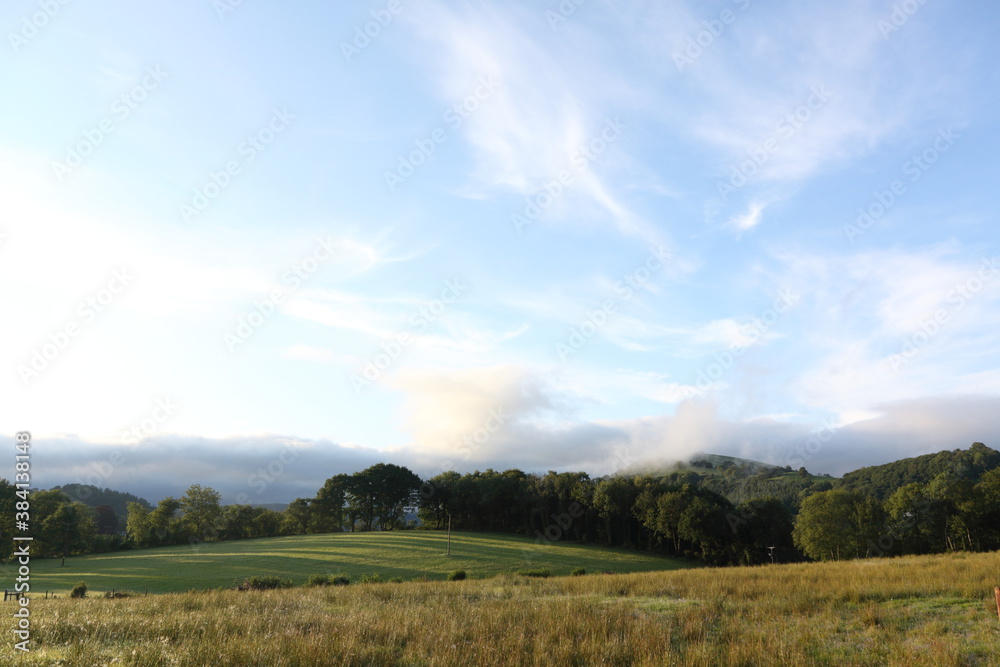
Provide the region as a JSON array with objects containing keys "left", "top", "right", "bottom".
[
  {"left": 838, "top": 442, "right": 1000, "bottom": 499},
  {"left": 2, "top": 443, "right": 998, "bottom": 568}
]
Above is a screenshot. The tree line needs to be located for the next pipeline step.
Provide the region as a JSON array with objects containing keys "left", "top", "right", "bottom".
[{"left": 2, "top": 444, "right": 997, "bottom": 566}]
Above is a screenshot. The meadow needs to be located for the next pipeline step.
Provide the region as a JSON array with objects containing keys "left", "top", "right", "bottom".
[
  {"left": 1, "top": 531, "right": 694, "bottom": 595},
  {"left": 3, "top": 542, "right": 999, "bottom": 665}
]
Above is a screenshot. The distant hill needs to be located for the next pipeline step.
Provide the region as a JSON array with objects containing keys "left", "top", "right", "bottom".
[
  {"left": 618, "top": 452, "right": 836, "bottom": 511},
  {"left": 839, "top": 442, "right": 1000, "bottom": 500},
  {"left": 617, "top": 443, "right": 1000, "bottom": 510},
  {"left": 687, "top": 453, "right": 777, "bottom": 472},
  {"left": 623, "top": 452, "right": 788, "bottom": 477},
  {"left": 52, "top": 484, "right": 153, "bottom": 531}
]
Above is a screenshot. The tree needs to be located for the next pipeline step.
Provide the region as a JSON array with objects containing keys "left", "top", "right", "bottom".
[
  {"left": 180, "top": 485, "right": 223, "bottom": 542},
  {"left": 282, "top": 498, "right": 313, "bottom": 535},
  {"left": 313, "top": 474, "right": 348, "bottom": 533},
  {"left": 31, "top": 489, "right": 74, "bottom": 556},
  {"left": 652, "top": 491, "right": 690, "bottom": 554},
  {"left": 418, "top": 470, "right": 461, "bottom": 529},
  {"left": 95, "top": 505, "right": 119, "bottom": 535},
  {"left": 677, "top": 494, "right": 732, "bottom": 562},
  {"left": 346, "top": 464, "right": 420, "bottom": 531},
  {"left": 219, "top": 504, "right": 257, "bottom": 540},
  {"left": 927, "top": 473, "right": 976, "bottom": 551},
  {"left": 149, "top": 497, "right": 181, "bottom": 545},
  {"left": 882, "top": 483, "right": 940, "bottom": 555},
  {"left": 0, "top": 479, "right": 18, "bottom": 561},
  {"left": 41, "top": 502, "right": 97, "bottom": 562},
  {"left": 252, "top": 508, "right": 283, "bottom": 538},
  {"left": 793, "top": 490, "right": 881, "bottom": 561},
  {"left": 974, "top": 468, "right": 1000, "bottom": 550},
  {"left": 126, "top": 502, "right": 153, "bottom": 547},
  {"left": 730, "top": 497, "right": 796, "bottom": 565},
  {"left": 593, "top": 477, "right": 641, "bottom": 546}
]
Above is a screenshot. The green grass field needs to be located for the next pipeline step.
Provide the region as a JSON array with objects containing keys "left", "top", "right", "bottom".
[{"left": 0, "top": 531, "right": 696, "bottom": 595}]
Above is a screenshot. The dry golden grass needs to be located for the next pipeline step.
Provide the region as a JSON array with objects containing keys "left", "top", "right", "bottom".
[{"left": 6, "top": 550, "right": 1000, "bottom": 666}]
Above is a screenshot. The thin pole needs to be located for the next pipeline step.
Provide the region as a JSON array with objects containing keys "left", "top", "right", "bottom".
[
  {"left": 994, "top": 587, "right": 999, "bottom": 622},
  {"left": 447, "top": 514, "right": 452, "bottom": 557}
]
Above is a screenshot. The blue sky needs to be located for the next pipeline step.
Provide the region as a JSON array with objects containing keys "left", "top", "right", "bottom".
[{"left": 3, "top": 0, "right": 1000, "bottom": 503}]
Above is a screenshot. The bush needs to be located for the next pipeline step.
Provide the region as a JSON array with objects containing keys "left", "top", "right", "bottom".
[
  {"left": 446, "top": 569, "right": 467, "bottom": 581},
  {"left": 359, "top": 573, "right": 383, "bottom": 584},
  {"left": 388, "top": 577, "right": 404, "bottom": 584},
  {"left": 515, "top": 569, "right": 551, "bottom": 578},
  {"left": 571, "top": 567, "right": 586, "bottom": 576},
  {"left": 70, "top": 582, "right": 87, "bottom": 598},
  {"left": 305, "top": 573, "right": 350, "bottom": 587},
  {"left": 305, "top": 574, "right": 327, "bottom": 587},
  {"left": 235, "top": 575, "right": 294, "bottom": 591}
]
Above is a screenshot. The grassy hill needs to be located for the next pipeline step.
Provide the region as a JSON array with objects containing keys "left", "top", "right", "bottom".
[
  {"left": 8, "top": 550, "right": 999, "bottom": 665},
  {"left": 0, "top": 531, "right": 696, "bottom": 595}
]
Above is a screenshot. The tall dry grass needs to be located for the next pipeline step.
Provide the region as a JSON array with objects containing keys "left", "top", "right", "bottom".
[{"left": 7, "top": 550, "right": 1000, "bottom": 666}]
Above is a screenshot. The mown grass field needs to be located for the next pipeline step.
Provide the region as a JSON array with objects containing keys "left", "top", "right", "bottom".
[
  {"left": 0, "top": 531, "right": 695, "bottom": 595},
  {"left": 4, "top": 549, "right": 999, "bottom": 665}
]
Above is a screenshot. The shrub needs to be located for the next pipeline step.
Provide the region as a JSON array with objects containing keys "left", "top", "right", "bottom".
[
  {"left": 70, "top": 582, "right": 88, "bottom": 598},
  {"left": 571, "top": 567, "right": 587, "bottom": 576},
  {"left": 516, "top": 569, "right": 551, "bottom": 578},
  {"left": 305, "top": 573, "right": 350, "bottom": 587},
  {"left": 447, "top": 570, "right": 467, "bottom": 581},
  {"left": 359, "top": 573, "right": 383, "bottom": 584},
  {"left": 236, "top": 575, "right": 294, "bottom": 591},
  {"left": 389, "top": 577, "right": 404, "bottom": 583}
]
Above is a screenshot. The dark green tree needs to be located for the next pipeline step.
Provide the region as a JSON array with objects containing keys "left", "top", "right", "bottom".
[{"left": 180, "top": 485, "right": 223, "bottom": 542}]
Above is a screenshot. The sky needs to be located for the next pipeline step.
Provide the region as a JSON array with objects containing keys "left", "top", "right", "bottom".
[{"left": 2, "top": 0, "right": 1000, "bottom": 505}]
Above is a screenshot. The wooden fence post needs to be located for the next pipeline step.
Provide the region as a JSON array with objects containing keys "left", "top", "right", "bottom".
[{"left": 994, "top": 587, "right": 999, "bottom": 622}]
